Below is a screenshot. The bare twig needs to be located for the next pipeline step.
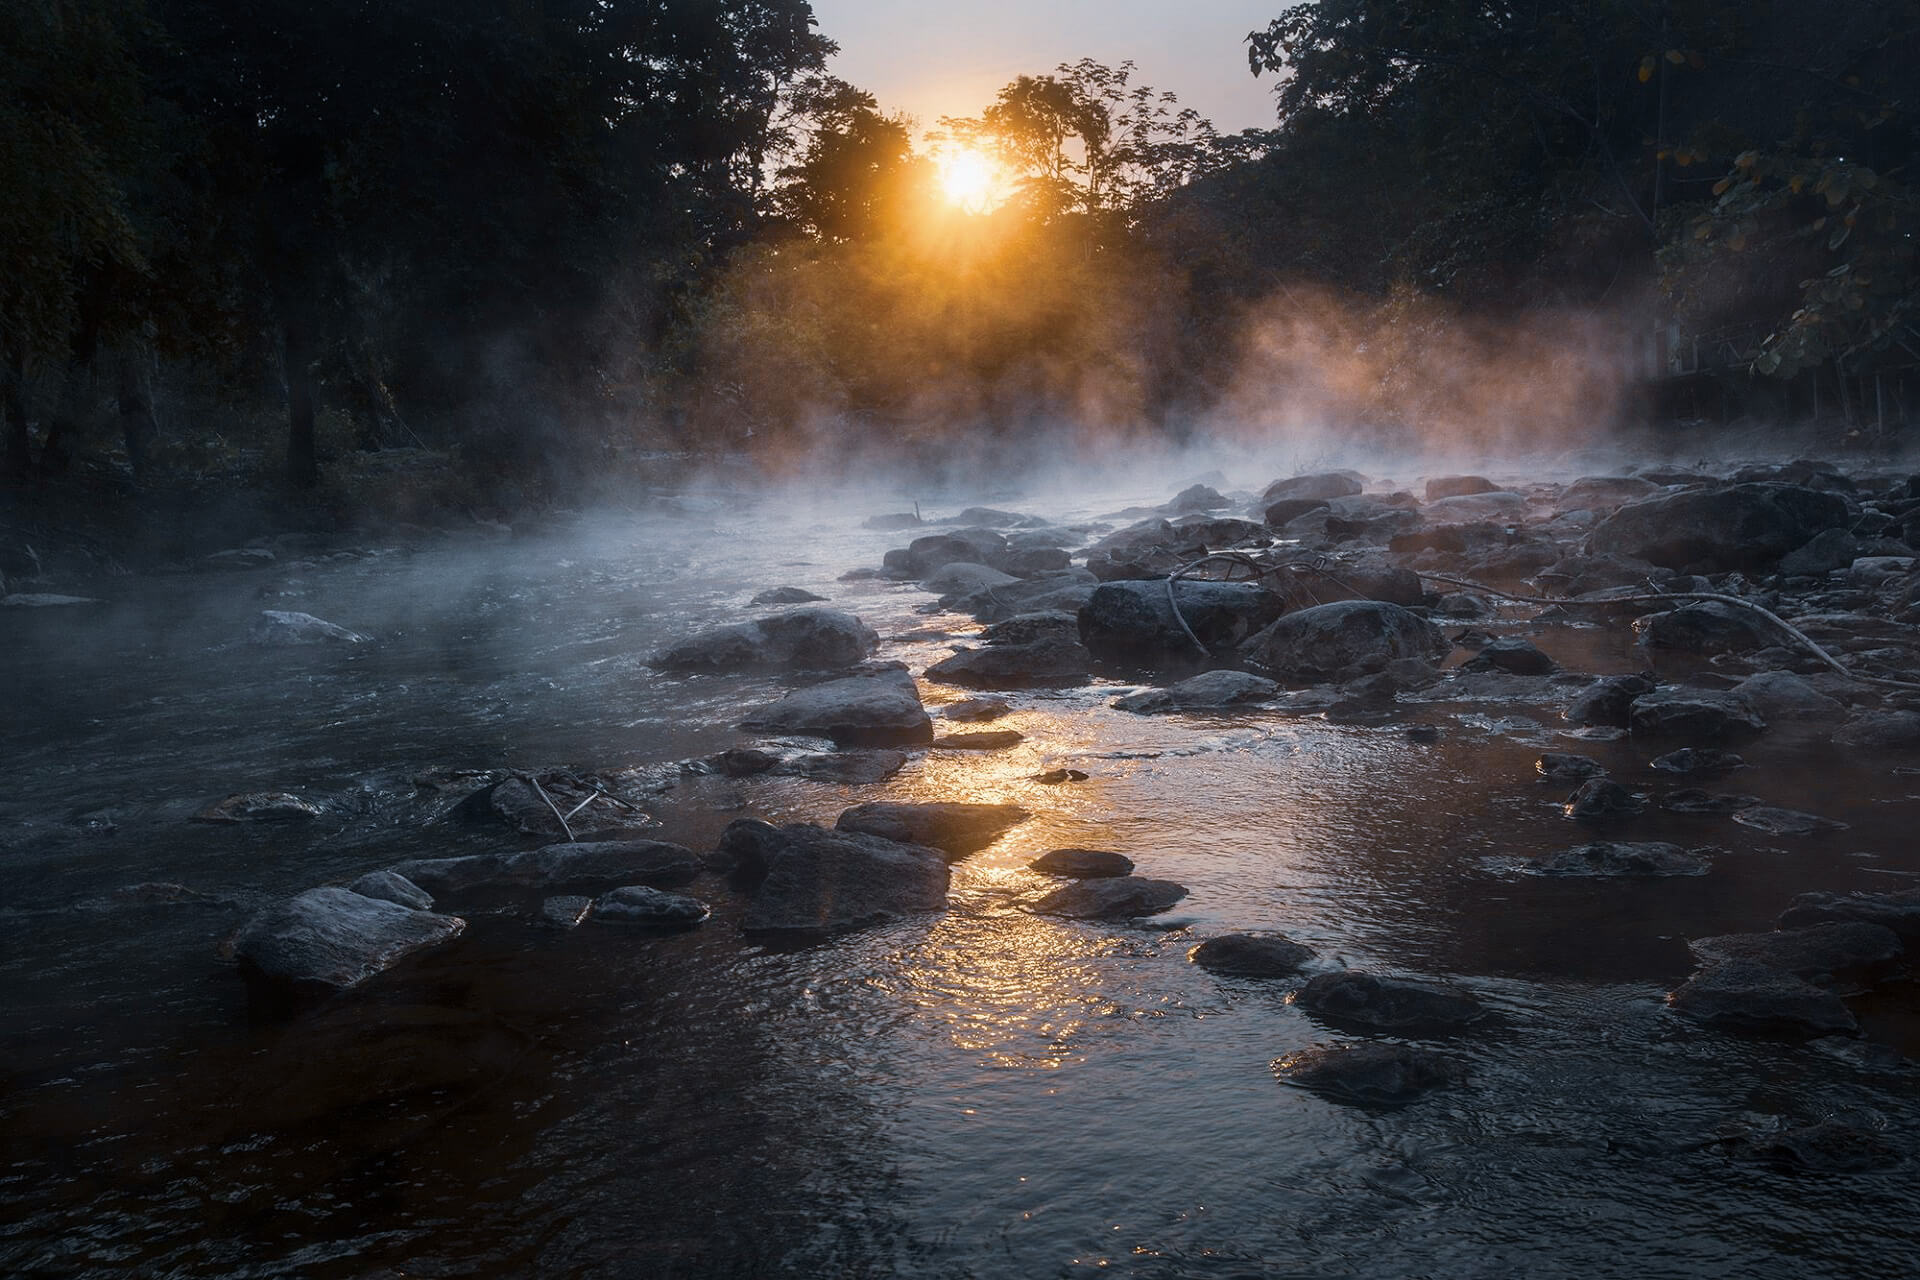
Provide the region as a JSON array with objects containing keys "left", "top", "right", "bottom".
[{"left": 516, "top": 771, "right": 576, "bottom": 842}]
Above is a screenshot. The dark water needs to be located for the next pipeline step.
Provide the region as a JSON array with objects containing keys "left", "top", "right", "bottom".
[{"left": 5, "top": 487, "right": 1920, "bottom": 1279}]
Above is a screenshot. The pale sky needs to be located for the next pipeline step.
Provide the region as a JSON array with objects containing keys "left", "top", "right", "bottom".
[{"left": 806, "top": 1, "right": 1284, "bottom": 138}]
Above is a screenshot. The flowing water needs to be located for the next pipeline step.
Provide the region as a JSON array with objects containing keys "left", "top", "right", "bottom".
[{"left": 4, "top": 483, "right": 1920, "bottom": 1279}]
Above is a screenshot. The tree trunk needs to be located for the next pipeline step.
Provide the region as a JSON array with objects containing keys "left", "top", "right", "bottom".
[
  {"left": 116, "top": 349, "right": 156, "bottom": 481},
  {"left": 2, "top": 334, "right": 30, "bottom": 479},
  {"left": 284, "top": 317, "right": 318, "bottom": 487}
]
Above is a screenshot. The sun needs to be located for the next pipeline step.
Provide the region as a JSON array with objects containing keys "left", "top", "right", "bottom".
[{"left": 935, "top": 146, "right": 1005, "bottom": 214}]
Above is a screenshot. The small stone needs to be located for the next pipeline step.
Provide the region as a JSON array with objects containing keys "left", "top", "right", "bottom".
[
  {"left": 347, "top": 870, "right": 434, "bottom": 911},
  {"left": 1464, "top": 637, "right": 1557, "bottom": 676},
  {"left": 592, "top": 885, "right": 711, "bottom": 926},
  {"left": 750, "top": 586, "right": 827, "bottom": 605},
  {"left": 1650, "top": 748, "right": 1744, "bottom": 774},
  {"left": 1030, "top": 768, "right": 1089, "bottom": 784},
  {"left": 1564, "top": 674, "right": 1655, "bottom": 728},
  {"left": 1564, "top": 778, "right": 1644, "bottom": 822},
  {"left": 1272, "top": 1042, "right": 1465, "bottom": 1106},
  {"left": 934, "top": 730, "right": 1025, "bottom": 750},
  {"left": 1536, "top": 752, "right": 1605, "bottom": 782},
  {"left": 1190, "top": 933, "right": 1316, "bottom": 976},
  {"left": 1526, "top": 841, "right": 1709, "bottom": 877},
  {"left": 1031, "top": 876, "right": 1188, "bottom": 920},
  {"left": 1028, "top": 848, "right": 1134, "bottom": 878},
  {"left": 194, "top": 792, "right": 326, "bottom": 823},
  {"left": 1731, "top": 806, "right": 1848, "bottom": 836},
  {"left": 943, "top": 697, "right": 1011, "bottom": 722},
  {"left": 1293, "top": 970, "right": 1485, "bottom": 1032}
]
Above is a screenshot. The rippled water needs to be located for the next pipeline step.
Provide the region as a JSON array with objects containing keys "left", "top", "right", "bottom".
[{"left": 5, "top": 486, "right": 1920, "bottom": 1279}]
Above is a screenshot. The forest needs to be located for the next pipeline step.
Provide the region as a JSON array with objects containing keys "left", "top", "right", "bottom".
[{"left": 3, "top": 0, "right": 1917, "bottom": 520}]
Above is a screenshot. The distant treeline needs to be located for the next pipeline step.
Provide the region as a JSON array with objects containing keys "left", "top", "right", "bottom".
[{"left": 2, "top": 1, "right": 1915, "bottom": 502}]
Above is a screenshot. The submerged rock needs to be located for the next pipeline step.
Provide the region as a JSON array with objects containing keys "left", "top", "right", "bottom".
[
  {"left": 779, "top": 750, "right": 909, "bottom": 784},
  {"left": 1463, "top": 636, "right": 1556, "bottom": 676},
  {"left": 1028, "top": 848, "right": 1134, "bottom": 878},
  {"left": 1780, "top": 888, "right": 1920, "bottom": 946},
  {"left": 743, "top": 825, "right": 950, "bottom": 934},
  {"left": 1031, "top": 875, "right": 1188, "bottom": 919},
  {"left": 1293, "top": 970, "right": 1485, "bottom": 1032},
  {"left": 390, "top": 839, "right": 700, "bottom": 895},
  {"left": 651, "top": 607, "right": 878, "bottom": 671},
  {"left": 1241, "top": 600, "right": 1449, "bottom": 684},
  {"left": 1535, "top": 752, "right": 1605, "bottom": 783},
  {"left": 194, "top": 791, "right": 326, "bottom": 823},
  {"left": 230, "top": 887, "right": 465, "bottom": 994},
  {"left": 1660, "top": 788, "right": 1762, "bottom": 814},
  {"left": 1739, "top": 1119, "right": 1902, "bottom": 1172},
  {"left": 1649, "top": 748, "right": 1744, "bottom": 775},
  {"left": 749, "top": 586, "right": 827, "bottom": 605},
  {"left": 1112, "top": 668, "right": 1280, "bottom": 714},
  {"left": 248, "top": 610, "right": 369, "bottom": 645},
  {"left": 1668, "top": 959, "right": 1858, "bottom": 1035},
  {"left": 1526, "top": 841, "right": 1709, "bottom": 877},
  {"left": 933, "top": 729, "right": 1025, "bottom": 750},
  {"left": 592, "top": 885, "right": 711, "bottom": 926},
  {"left": 1079, "top": 579, "right": 1285, "bottom": 664},
  {"left": 1688, "top": 922, "right": 1902, "bottom": 989},
  {"left": 1730, "top": 806, "right": 1848, "bottom": 836},
  {"left": 1833, "top": 710, "right": 1920, "bottom": 749},
  {"left": 835, "top": 801, "right": 1029, "bottom": 859},
  {"left": 1272, "top": 1042, "right": 1465, "bottom": 1106},
  {"left": 1563, "top": 778, "right": 1644, "bottom": 822},
  {"left": 1189, "top": 933, "right": 1316, "bottom": 976},
  {"left": 942, "top": 696, "right": 1012, "bottom": 722},
  {"left": 739, "top": 664, "right": 934, "bottom": 746}
]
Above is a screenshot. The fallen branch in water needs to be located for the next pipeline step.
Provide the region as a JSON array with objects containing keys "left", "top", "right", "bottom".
[{"left": 515, "top": 771, "right": 576, "bottom": 842}]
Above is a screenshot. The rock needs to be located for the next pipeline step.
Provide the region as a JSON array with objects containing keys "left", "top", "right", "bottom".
[
  {"left": 835, "top": 801, "right": 1029, "bottom": 859},
  {"left": 948, "top": 574, "right": 1100, "bottom": 624},
  {"left": 1739, "top": 1119, "right": 1902, "bottom": 1172},
  {"left": 1732, "top": 671, "right": 1845, "bottom": 723},
  {"left": 1649, "top": 748, "right": 1744, "bottom": 774},
  {"left": 1079, "top": 580, "right": 1286, "bottom": 664},
  {"left": 1779, "top": 528, "right": 1863, "bottom": 577},
  {"left": 707, "top": 746, "right": 781, "bottom": 776},
  {"left": 1112, "top": 668, "right": 1281, "bottom": 714},
  {"left": 1292, "top": 970, "right": 1485, "bottom": 1032},
  {"left": 193, "top": 791, "right": 325, "bottom": 823},
  {"left": 925, "top": 637, "right": 1092, "bottom": 688},
  {"left": 779, "top": 750, "right": 909, "bottom": 784},
  {"left": 1031, "top": 768, "right": 1089, "bottom": 784},
  {"left": 539, "top": 895, "right": 594, "bottom": 927},
  {"left": 1263, "top": 498, "right": 1330, "bottom": 527},
  {"left": 1629, "top": 687, "right": 1765, "bottom": 743},
  {"left": 921, "top": 561, "right": 1018, "bottom": 595},
  {"left": 1241, "top": 600, "right": 1449, "bottom": 684},
  {"left": 1, "top": 592, "right": 105, "bottom": 608},
  {"left": 1660, "top": 789, "right": 1761, "bottom": 814},
  {"left": 934, "top": 730, "right": 1024, "bottom": 750},
  {"left": 981, "top": 611, "right": 1080, "bottom": 646},
  {"left": 1031, "top": 875, "right": 1188, "bottom": 919},
  {"left": 1437, "top": 592, "right": 1492, "bottom": 619},
  {"left": 248, "top": 610, "right": 369, "bottom": 645},
  {"left": 651, "top": 607, "right": 878, "bottom": 671},
  {"left": 1586, "top": 483, "right": 1852, "bottom": 574},
  {"left": 1272, "top": 1042, "right": 1465, "bottom": 1106},
  {"left": 1302, "top": 560, "right": 1426, "bottom": 607},
  {"left": 1168, "top": 483, "right": 1231, "bottom": 513},
  {"left": 1668, "top": 959, "right": 1859, "bottom": 1035},
  {"left": 1833, "top": 710, "right": 1920, "bottom": 749},
  {"left": 230, "top": 887, "right": 465, "bottom": 994},
  {"left": 750, "top": 586, "right": 827, "bottom": 605},
  {"left": 993, "top": 546, "right": 1074, "bottom": 577},
  {"left": 1689, "top": 922, "right": 1902, "bottom": 989},
  {"left": 942, "top": 696, "right": 1010, "bottom": 722},
  {"left": 892, "top": 529, "right": 1009, "bottom": 577},
  {"left": 1563, "top": 674, "right": 1657, "bottom": 727},
  {"left": 1730, "top": 806, "right": 1847, "bottom": 836},
  {"left": 1780, "top": 889, "right": 1920, "bottom": 946},
  {"left": 1536, "top": 752, "right": 1605, "bottom": 782},
  {"left": 1425, "top": 475, "right": 1500, "bottom": 500},
  {"left": 591, "top": 885, "right": 711, "bottom": 926},
  {"left": 1463, "top": 636, "right": 1556, "bottom": 675},
  {"left": 1189, "top": 933, "right": 1316, "bottom": 976},
  {"left": 1555, "top": 476, "right": 1662, "bottom": 511},
  {"left": 743, "top": 825, "right": 950, "bottom": 933},
  {"left": 1028, "top": 848, "right": 1134, "bottom": 878},
  {"left": 390, "top": 839, "right": 700, "bottom": 895},
  {"left": 1633, "top": 602, "right": 1776, "bottom": 654},
  {"left": 1423, "top": 492, "right": 1528, "bottom": 523},
  {"left": 347, "top": 870, "right": 434, "bottom": 911},
  {"left": 1525, "top": 841, "right": 1709, "bottom": 877},
  {"left": 740, "top": 664, "right": 933, "bottom": 746},
  {"left": 1262, "top": 472, "right": 1363, "bottom": 503}
]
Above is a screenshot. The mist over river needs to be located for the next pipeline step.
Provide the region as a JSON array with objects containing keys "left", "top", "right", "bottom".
[{"left": 5, "top": 463, "right": 1920, "bottom": 1279}]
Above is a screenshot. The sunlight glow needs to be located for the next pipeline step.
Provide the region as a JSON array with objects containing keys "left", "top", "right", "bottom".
[{"left": 935, "top": 146, "right": 1007, "bottom": 214}]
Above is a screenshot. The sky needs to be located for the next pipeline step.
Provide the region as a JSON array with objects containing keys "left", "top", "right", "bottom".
[{"left": 806, "top": 1, "right": 1284, "bottom": 139}]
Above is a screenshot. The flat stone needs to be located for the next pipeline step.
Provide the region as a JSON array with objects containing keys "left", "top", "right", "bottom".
[
  {"left": 835, "top": 802, "right": 1029, "bottom": 859},
  {"left": 1272, "top": 1042, "right": 1465, "bottom": 1106},
  {"left": 591, "top": 885, "right": 711, "bottom": 926},
  {"left": 1189, "top": 933, "right": 1316, "bottom": 976},
  {"left": 933, "top": 730, "right": 1025, "bottom": 750},
  {"left": 1112, "top": 668, "right": 1280, "bottom": 713},
  {"left": 743, "top": 826, "right": 950, "bottom": 934},
  {"left": 740, "top": 664, "right": 933, "bottom": 746},
  {"left": 1263, "top": 472, "right": 1363, "bottom": 503},
  {"left": 1649, "top": 748, "right": 1744, "bottom": 774},
  {"left": 1689, "top": 922, "right": 1902, "bottom": 988},
  {"left": 1668, "top": 959, "right": 1859, "bottom": 1035},
  {"left": 651, "top": 607, "right": 877, "bottom": 671},
  {"left": 1293, "top": 971, "right": 1485, "bottom": 1032},
  {"left": 1779, "top": 889, "right": 1920, "bottom": 946},
  {"left": 1563, "top": 778, "right": 1644, "bottom": 822},
  {"left": 1031, "top": 875, "right": 1188, "bottom": 919},
  {"left": 1629, "top": 687, "right": 1765, "bottom": 743},
  {"left": 750, "top": 586, "right": 827, "bottom": 605},
  {"left": 1833, "top": 710, "right": 1920, "bottom": 749},
  {"left": 1028, "top": 848, "right": 1134, "bottom": 878},
  {"left": 230, "top": 887, "right": 465, "bottom": 994},
  {"left": 1, "top": 592, "right": 105, "bottom": 607},
  {"left": 1660, "top": 788, "right": 1761, "bottom": 814},
  {"left": 194, "top": 792, "right": 325, "bottom": 823},
  {"left": 1730, "top": 806, "right": 1847, "bottom": 836},
  {"left": 248, "top": 610, "right": 369, "bottom": 645},
  {"left": 1536, "top": 752, "right": 1605, "bottom": 782},
  {"left": 391, "top": 839, "right": 700, "bottom": 895},
  {"left": 779, "top": 750, "right": 909, "bottom": 784},
  {"left": 1526, "top": 841, "right": 1710, "bottom": 877},
  {"left": 925, "top": 637, "right": 1092, "bottom": 688},
  {"left": 347, "top": 870, "right": 434, "bottom": 911}
]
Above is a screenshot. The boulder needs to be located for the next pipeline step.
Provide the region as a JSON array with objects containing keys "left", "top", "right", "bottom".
[
  {"left": 925, "top": 637, "right": 1092, "bottom": 688},
  {"left": 539, "top": 895, "right": 594, "bottom": 927},
  {"left": 1264, "top": 498, "right": 1330, "bottom": 527},
  {"left": 1732, "top": 671, "right": 1845, "bottom": 722},
  {"left": 1668, "top": 960, "right": 1858, "bottom": 1035},
  {"left": 1564, "top": 674, "right": 1655, "bottom": 728},
  {"left": 230, "top": 887, "right": 465, "bottom": 994},
  {"left": 743, "top": 825, "right": 950, "bottom": 934},
  {"left": 948, "top": 572, "right": 1099, "bottom": 624},
  {"left": 1730, "top": 805, "right": 1847, "bottom": 836},
  {"left": 1535, "top": 752, "right": 1605, "bottom": 782},
  {"left": 347, "top": 870, "right": 434, "bottom": 911},
  {"left": 1628, "top": 687, "right": 1765, "bottom": 743},
  {"left": 890, "top": 529, "right": 1010, "bottom": 577},
  {"left": 591, "top": 885, "right": 711, "bottom": 926},
  {"left": 1423, "top": 492, "right": 1527, "bottom": 523},
  {"left": 1031, "top": 875, "right": 1189, "bottom": 919},
  {"left": 1079, "top": 579, "right": 1285, "bottom": 664},
  {"left": 1779, "top": 528, "right": 1863, "bottom": 577},
  {"left": 1463, "top": 636, "right": 1556, "bottom": 675},
  {"left": 835, "top": 801, "right": 1029, "bottom": 859},
  {"left": 922, "top": 562, "right": 1018, "bottom": 596},
  {"left": 1563, "top": 778, "right": 1644, "bottom": 822},
  {"left": 390, "top": 839, "right": 699, "bottom": 895},
  {"left": 998, "top": 546, "right": 1073, "bottom": 577},
  {"left": 1292, "top": 970, "right": 1485, "bottom": 1032},
  {"left": 194, "top": 792, "right": 325, "bottom": 823},
  {"left": 1112, "top": 669, "right": 1280, "bottom": 714},
  {"left": 1586, "top": 483, "right": 1851, "bottom": 574},
  {"left": 1241, "top": 600, "right": 1448, "bottom": 684},
  {"left": 750, "top": 586, "right": 827, "bottom": 605},
  {"left": 740, "top": 664, "right": 933, "bottom": 746},
  {"left": 470, "top": 773, "right": 650, "bottom": 840},
  {"left": 1833, "top": 710, "right": 1920, "bottom": 749},
  {"left": 1424, "top": 475, "right": 1500, "bottom": 500},
  {"left": 1779, "top": 889, "right": 1920, "bottom": 946},
  {"left": 248, "top": 610, "right": 369, "bottom": 645},
  {"left": 1555, "top": 476, "right": 1662, "bottom": 512},
  {"left": 651, "top": 607, "right": 878, "bottom": 671},
  {"left": 1189, "top": 933, "right": 1316, "bottom": 976},
  {"left": 1525, "top": 841, "right": 1709, "bottom": 877},
  {"left": 933, "top": 730, "right": 1024, "bottom": 750},
  {"left": 1688, "top": 922, "right": 1902, "bottom": 989},
  {"left": 1632, "top": 602, "right": 1775, "bottom": 654},
  {"left": 980, "top": 612, "right": 1080, "bottom": 646},
  {"left": 1272, "top": 1042, "right": 1465, "bottom": 1106},
  {"left": 1029, "top": 848, "right": 1134, "bottom": 878},
  {"left": 1738, "top": 1119, "right": 1903, "bottom": 1172},
  {"left": 779, "top": 750, "right": 909, "bottom": 784},
  {"left": 1262, "top": 472, "right": 1363, "bottom": 503},
  {"left": 951, "top": 506, "right": 1041, "bottom": 528}
]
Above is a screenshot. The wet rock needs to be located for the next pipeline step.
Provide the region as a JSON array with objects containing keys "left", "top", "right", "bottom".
[
  {"left": 922, "top": 561, "right": 1018, "bottom": 596},
  {"left": 891, "top": 529, "right": 1009, "bottom": 578},
  {"left": 1425, "top": 475, "right": 1500, "bottom": 500},
  {"left": 1649, "top": 747, "right": 1744, "bottom": 774},
  {"left": 779, "top": 750, "right": 909, "bottom": 784},
  {"left": 999, "top": 549, "right": 1074, "bottom": 579},
  {"left": 470, "top": 773, "right": 648, "bottom": 840},
  {"left": 1732, "top": 671, "right": 1845, "bottom": 723},
  {"left": 2, "top": 592, "right": 105, "bottom": 608},
  {"left": 1168, "top": 483, "right": 1231, "bottom": 513},
  {"left": 1730, "top": 806, "right": 1847, "bottom": 836},
  {"left": 248, "top": 610, "right": 370, "bottom": 645},
  {"left": 706, "top": 817, "right": 786, "bottom": 879},
  {"left": 1629, "top": 687, "right": 1765, "bottom": 743},
  {"left": 1689, "top": 922, "right": 1902, "bottom": 989},
  {"left": 1029, "top": 848, "right": 1134, "bottom": 878},
  {"left": 981, "top": 611, "right": 1080, "bottom": 646},
  {"left": 1437, "top": 592, "right": 1492, "bottom": 619},
  {"left": 1264, "top": 497, "right": 1330, "bottom": 527},
  {"left": 951, "top": 507, "right": 1041, "bottom": 529},
  {"left": 390, "top": 839, "right": 700, "bottom": 895},
  {"left": 1586, "top": 483, "right": 1851, "bottom": 574},
  {"left": 1556, "top": 476, "right": 1662, "bottom": 512},
  {"left": 1189, "top": 933, "right": 1316, "bottom": 976},
  {"left": 1739, "top": 1119, "right": 1902, "bottom": 1172},
  {"left": 1293, "top": 970, "right": 1485, "bottom": 1032},
  {"left": 1833, "top": 710, "right": 1920, "bottom": 749},
  {"left": 1406, "top": 724, "right": 1441, "bottom": 743},
  {"left": 740, "top": 664, "right": 933, "bottom": 746},
  {"left": 347, "top": 870, "right": 434, "bottom": 911},
  {"left": 1031, "top": 875, "right": 1188, "bottom": 919},
  {"left": 942, "top": 696, "right": 1011, "bottom": 722},
  {"left": 1670, "top": 957, "right": 1862, "bottom": 1035},
  {"left": 230, "top": 887, "right": 466, "bottom": 994},
  {"left": 1272, "top": 1042, "right": 1465, "bottom": 1106},
  {"left": 1563, "top": 778, "right": 1644, "bottom": 822},
  {"left": 709, "top": 746, "right": 781, "bottom": 776},
  {"left": 1262, "top": 472, "right": 1363, "bottom": 503},
  {"left": 1112, "top": 668, "right": 1281, "bottom": 714},
  {"left": 1527, "top": 841, "right": 1709, "bottom": 877},
  {"left": 948, "top": 572, "right": 1099, "bottom": 624},
  {"left": 1463, "top": 636, "right": 1556, "bottom": 675},
  {"left": 1633, "top": 602, "right": 1776, "bottom": 654},
  {"left": 194, "top": 791, "right": 326, "bottom": 823},
  {"left": 1779, "top": 528, "right": 1864, "bottom": 577},
  {"left": 1241, "top": 600, "right": 1449, "bottom": 684},
  {"left": 1079, "top": 579, "right": 1286, "bottom": 664},
  {"left": 592, "top": 885, "right": 711, "bottom": 926},
  {"left": 1660, "top": 789, "right": 1761, "bottom": 814},
  {"left": 934, "top": 729, "right": 1024, "bottom": 750},
  {"left": 835, "top": 801, "right": 1029, "bottom": 859},
  {"left": 1031, "top": 768, "right": 1089, "bottom": 784},
  {"left": 750, "top": 586, "right": 827, "bottom": 605},
  {"left": 651, "top": 607, "right": 878, "bottom": 672},
  {"left": 925, "top": 637, "right": 1092, "bottom": 688},
  {"left": 743, "top": 824, "right": 950, "bottom": 933},
  {"left": 1780, "top": 889, "right": 1920, "bottom": 946},
  {"left": 539, "top": 895, "right": 594, "bottom": 927},
  {"left": 1423, "top": 492, "right": 1527, "bottom": 523}
]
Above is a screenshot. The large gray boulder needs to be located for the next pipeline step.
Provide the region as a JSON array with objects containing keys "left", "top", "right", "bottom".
[
  {"left": 1079, "top": 580, "right": 1285, "bottom": 663},
  {"left": 1779, "top": 888, "right": 1920, "bottom": 946},
  {"left": 835, "top": 801, "right": 1029, "bottom": 859},
  {"left": 1241, "top": 600, "right": 1448, "bottom": 684},
  {"left": 739, "top": 664, "right": 933, "bottom": 745},
  {"left": 1525, "top": 841, "right": 1709, "bottom": 877},
  {"left": 390, "top": 839, "right": 700, "bottom": 895},
  {"left": 1586, "top": 483, "right": 1851, "bottom": 574},
  {"left": 886, "top": 528, "right": 1010, "bottom": 577},
  {"left": 651, "top": 607, "right": 878, "bottom": 671},
  {"left": 743, "top": 825, "right": 950, "bottom": 933},
  {"left": 1632, "top": 602, "right": 1776, "bottom": 654},
  {"left": 231, "top": 887, "right": 465, "bottom": 993},
  {"left": 1689, "top": 922, "right": 1902, "bottom": 989},
  {"left": 1628, "top": 687, "right": 1766, "bottom": 743}
]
